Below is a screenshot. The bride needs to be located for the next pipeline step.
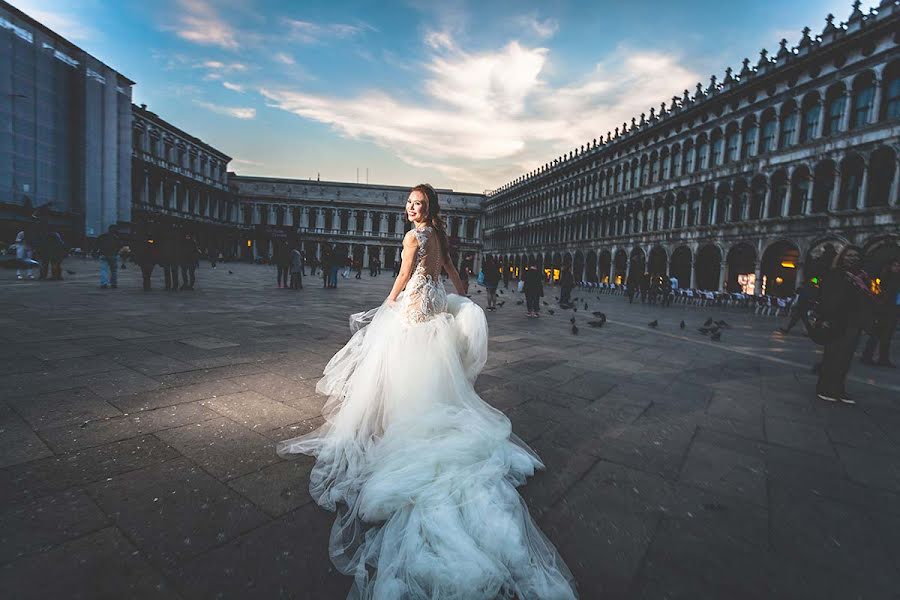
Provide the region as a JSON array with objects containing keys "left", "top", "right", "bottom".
[{"left": 277, "top": 184, "right": 578, "bottom": 599}]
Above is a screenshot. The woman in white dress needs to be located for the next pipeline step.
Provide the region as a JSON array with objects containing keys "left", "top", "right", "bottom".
[{"left": 278, "top": 184, "right": 578, "bottom": 599}]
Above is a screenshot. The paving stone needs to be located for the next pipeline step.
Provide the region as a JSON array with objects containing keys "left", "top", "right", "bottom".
[
  {"left": 7, "top": 387, "right": 123, "bottom": 431},
  {"left": 113, "top": 379, "right": 244, "bottom": 413},
  {"left": 202, "top": 391, "right": 311, "bottom": 432},
  {"left": 0, "top": 527, "right": 175, "bottom": 599},
  {"left": 0, "top": 402, "right": 54, "bottom": 468},
  {"left": 40, "top": 401, "right": 220, "bottom": 453},
  {"left": 764, "top": 416, "right": 835, "bottom": 457},
  {"left": 0, "top": 488, "right": 109, "bottom": 563},
  {"left": 0, "top": 435, "right": 181, "bottom": 505},
  {"left": 835, "top": 443, "right": 900, "bottom": 493},
  {"left": 156, "top": 417, "right": 281, "bottom": 480},
  {"left": 228, "top": 456, "right": 316, "bottom": 517},
  {"left": 679, "top": 440, "right": 767, "bottom": 507},
  {"left": 87, "top": 457, "right": 268, "bottom": 570}
]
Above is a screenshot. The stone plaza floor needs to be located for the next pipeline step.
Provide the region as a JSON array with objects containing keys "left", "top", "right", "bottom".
[{"left": 1, "top": 259, "right": 899, "bottom": 599}]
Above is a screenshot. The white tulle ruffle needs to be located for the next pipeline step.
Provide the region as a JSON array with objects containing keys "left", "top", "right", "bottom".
[{"left": 277, "top": 292, "right": 578, "bottom": 599}]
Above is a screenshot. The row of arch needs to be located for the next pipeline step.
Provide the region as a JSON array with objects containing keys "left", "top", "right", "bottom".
[
  {"left": 491, "top": 234, "right": 899, "bottom": 298},
  {"left": 487, "top": 60, "right": 900, "bottom": 227},
  {"left": 488, "top": 147, "right": 898, "bottom": 250}
]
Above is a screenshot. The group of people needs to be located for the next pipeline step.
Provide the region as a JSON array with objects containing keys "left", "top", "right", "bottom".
[
  {"left": 271, "top": 241, "right": 304, "bottom": 290},
  {"left": 129, "top": 227, "right": 201, "bottom": 292}
]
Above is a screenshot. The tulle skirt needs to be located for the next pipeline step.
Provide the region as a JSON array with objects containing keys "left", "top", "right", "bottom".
[{"left": 277, "top": 292, "right": 578, "bottom": 599}]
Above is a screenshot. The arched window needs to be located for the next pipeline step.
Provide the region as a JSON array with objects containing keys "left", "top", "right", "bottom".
[
  {"left": 725, "top": 127, "right": 739, "bottom": 163},
  {"left": 710, "top": 130, "right": 723, "bottom": 166},
  {"left": 661, "top": 151, "right": 671, "bottom": 180},
  {"left": 851, "top": 74, "right": 876, "bottom": 129},
  {"left": 824, "top": 86, "right": 846, "bottom": 135},
  {"left": 800, "top": 94, "right": 821, "bottom": 143},
  {"left": 672, "top": 146, "right": 682, "bottom": 176},
  {"left": 779, "top": 103, "right": 798, "bottom": 148},
  {"left": 683, "top": 141, "right": 695, "bottom": 173},
  {"left": 760, "top": 110, "right": 777, "bottom": 153},
  {"left": 697, "top": 137, "right": 709, "bottom": 170},
  {"left": 649, "top": 153, "right": 659, "bottom": 182},
  {"left": 629, "top": 162, "right": 639, "bottom": 189},
  {"left": 742, "top": 119, "right": 758, "bottom": 158},
  {"left": 885, "top": 65, "right": 900, "bottom": 119}
]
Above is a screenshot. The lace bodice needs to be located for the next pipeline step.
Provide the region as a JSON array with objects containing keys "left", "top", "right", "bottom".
[{"left": 403, "top": 226, "right": 448, "bottom": 323}]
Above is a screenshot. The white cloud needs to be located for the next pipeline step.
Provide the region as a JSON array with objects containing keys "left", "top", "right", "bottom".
[
  {"left": 282, "top": 18, "right": 373, "bottom": 44},
  {"left": 195, "top": 100, "right": 256, "bottom": 119},
  {"left": 232, "top": 158, "right": 264, "bottom": 166},
  {"left": 515, "top": 14, "right": 559, "bottom": 40},
  {"left": 261, "top": 36, "right": 699, "bottom": 190},
  {"left": 173, "top": 0, "right": 239, "bottom": 49},
  {"left": 223, "top": 81, "right": 244, "bottom": 92},
  {"left": 274, "top": 52, "right": 295, "bottom": 65}
]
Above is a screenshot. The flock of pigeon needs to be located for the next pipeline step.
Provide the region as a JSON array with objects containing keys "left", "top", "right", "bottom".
[{"left": 481, "top": 284, "right": 730, "bottom": 341}]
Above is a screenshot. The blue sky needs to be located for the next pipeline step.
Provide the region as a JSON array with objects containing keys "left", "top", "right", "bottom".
[{"left": 11, "top": 0, "right": 872, "bottom": 192}]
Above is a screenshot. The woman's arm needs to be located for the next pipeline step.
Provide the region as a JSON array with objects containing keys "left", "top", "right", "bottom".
[
  {"left": 443, "top": 254, "right": 466, "bottom": 295},
  {"left": 387, "top": 233, "right": 418, "bottom": 303}
]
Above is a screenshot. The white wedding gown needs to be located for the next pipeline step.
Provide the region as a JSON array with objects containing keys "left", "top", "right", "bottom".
[{"left": 277, "top": 226, "right": 578, "bottom": 599}]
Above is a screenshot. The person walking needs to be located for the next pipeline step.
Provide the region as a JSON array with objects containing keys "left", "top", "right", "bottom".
[
  {"left": 523, "top": 263, "right": 543, "bottom": 318},
  {"left": 275, "top": 241, "right": 291, "bottom": 289},
  {"left": 815, "top": 245, "right": 875, "bottom": 404},
  {"left": 354, "top": 256, "right": 362, "bottom": 279},
  {"left": 483, "top": 256, "right": 500, "bottom": 311},
  {"left": 779, "top": 280, "right": 818, "bottom": 335},
  {"left": 14, "top": 230, "right": 34, "bottom": 280},
  {"left": 179, "top": 232, "right": 200, "bottom": 290},
  {"left": 160, "top": 228, "right": 180, "bottom": 291},
  {"left": 290, "top": 244, "right": 304, "bottom": 289},
  {"left": 559, "top": 265, "right": 574, "bottom": 307},
  {"left": 134, "top": 232, "right": 158, "bottom": 292},
  {"left": 96, "top": 225, "right": 121, "bottom": 289},
  {"left": 861, "top": 258, "right": 899, "bottom": 367}
]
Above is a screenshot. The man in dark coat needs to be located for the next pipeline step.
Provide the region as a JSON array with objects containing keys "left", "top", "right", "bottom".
[
  {"left": 523, "top": 263, "right": 543, "bottom": 317},
  {"left": 179, "top": 232, "right": 200, "bottom": 290},
  {"left": 861, "top": 258, "right": 899, "bottom": 367},
  {"left": 134, "top": 232, "right": 159, "bottom": 292},
  {"left": 96, "top": 225, "right": 121, "bottom": 289},
  {"left": 160, "top": 228, "right": 180, "bottom": 291}
]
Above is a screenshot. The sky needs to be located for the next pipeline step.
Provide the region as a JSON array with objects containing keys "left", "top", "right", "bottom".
[{"left": 9, "top": 0, "right": 875, "bottom": 193}]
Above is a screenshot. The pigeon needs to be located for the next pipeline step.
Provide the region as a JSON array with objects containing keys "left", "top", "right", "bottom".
[
  {"left": 711, "top": 331, "right": 722, "bottom": 342},
  {"left": 591, "top": 311, "right": 605, "bottom": 317},
  {"left": 587, "top": 320, "right": 605, "bottom": 328},
  {"left": 571, "top": 324, "right": 579, "bottom": 335},
  {"left": 698, "top": 327, "right": 710, "bottom": 335},
  {"left": 573, "top": 307, "right": 578, "bottom": 313},
  {"left": 680, "top": 320, "right": 686, "bottom": 329},
  {"left": 476, "top": 289, "right": 481, "bottom": 293},
  {"left": 542, "top": 301, "right": 549, "bottom": 306},
  {"left": 704, "top": 317, "right": 713, "bottom": 327},
  {"left": 716, "top": 320, "right": 730, "bottom": 328},
  {"left": 648, "top": 320, "right": 658, "bottom": 328},
  {"left": 65, "top": 269, "right": 76, "bottom": 275},
  {"left": 516, "top": 300, "right": 524, "bottom": 305},
  {"left": 228, "top": 270, "right": 234, "bottom": 275},
  {"left": 554, "top": 296, "right": 559, "bottom": 301},
  {"left": 497, "top": 301, "right": 505, "bottom": 307},
  {"left": 548, "top": 309, "right": 555, "bottom": 315},
  {"left": 499, "top": 290, "right": 504, "bottom": 295},
  {"left": 570, "top": 316, "right": 576, "bottom": 324}
]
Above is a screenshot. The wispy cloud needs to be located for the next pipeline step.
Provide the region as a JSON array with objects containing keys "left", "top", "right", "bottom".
[
  {"left": 232, "top": 158, "right": 264, "bottom": 166},
  {"left": 274, "top": 52, "right": 295, "bottom": 65},
  {"left": 282, "top": 19, "right": 374, "bottom": 44},
  {"left": 515, "top": 14, "right": 559, "bottom": 40},
  {"left": 173, "top": 0, "right": 239, "bottom": 49},
  {"left": 261, "top": 32, "right": 699, "bottom": 189},
  {"left": 222, "top": 81, "right": 244, "bottom": 92},
  {"left": 12, "top": 0, "right": 95, "bottom": 40},
  {"left": 194, "top": 100, "right": 256, "bottom": 119}
]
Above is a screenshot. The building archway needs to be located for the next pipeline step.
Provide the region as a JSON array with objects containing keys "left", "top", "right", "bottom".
[
  {"left": 598, "top": 250, "right": 612, "bottom": 284},
  {"left": 648, "top": 246, "right": 668, "bottom": 278},
  {"left": 670, "top": 246, "right": 692, "bottom": 289},
  {"left": 613, "top": 250, "right": 627, "bottom": 285},
  {"left": 572, "top": 251, "right": 584, "bottom": 281},
  {"left": 726, "top": 243, "right": 757, "bottom": 293},
  {"left": 585, "top": 250, "right": 598, "bottom": 282},
  {"left": 867, "top": 146, "right": 896, "bottom": 207},
  {"left": 761, "top": 240, "right": 800, "bottom": 297},
  {"left": 695, "top": 244, "right": 722, "bottom": 291}
]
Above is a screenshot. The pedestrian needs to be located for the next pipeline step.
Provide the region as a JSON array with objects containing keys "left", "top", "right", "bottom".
[
  {"left": 779, "top": 280, "right": 818, "bottom": 335},
  {"left": 354, "top": 256, "right": 362, "bottom": 279},
  {"left": 483, "top": 256, "right": 500, "bottom": 311},
  {"left": 559, "top": 265, "right": 574, "bottom": 307},
  {"left": 179, "top": 232, "right": 200, "bottom": 290},
  {"left": 321, "top": 245, "right": 332, "bottom": 288},
  {"left": 814, "top": 245, "right": 875, "bottom": 404},
  {"left": 523, "top": 262, "right": 543, "bottom": 317},
  {"left": 96, "top": 225, "right": 121, "bottom": 289},
  {"left": 134, "top": 232, "right": 158, "bottom": 292},
  {"left": 290, "top": 244, "right": 304, "bottom": 289},
  {"left": 275, "top": 241, "right": 291, "bottom": 289},
  {"left": 160, "top": 228, "right": 180, "bottom": 291},
  {"left": 861, "top": 258, "right": 899, "bottom": 367},
  {"left": 459, "top": 265, "right": 470, "bottom": 295},
  {"left": 14, "top": 230, "right": 34, "bottom": 280},
  {"left": 329, "top": 251, "right": 340, "bottom": 288}
]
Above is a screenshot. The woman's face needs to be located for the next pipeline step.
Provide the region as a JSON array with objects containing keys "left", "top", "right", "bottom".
[{"left": 406, "top": 191, "right": 427, "bottom": 224}]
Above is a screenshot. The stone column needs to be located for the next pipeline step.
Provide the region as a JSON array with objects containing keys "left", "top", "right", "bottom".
[
  {"left": 142, "top": 172, "right": 149, "bottom": 205},
  {"left": 719, "top": 261, "right": 728, "bottom": 292},
  {"left": 380, "top": 212, "right": 389, "bottom": 235},
  {"left": 782, "top": 184, "right": 793, "bottom": 217},
  {"left": 857, "top": 166, "right": 869, "bottom": 210},
  {"left": 395, "top": 213, "right": 404, "bottom": 234},
  {"left": 363, "top": 245, "right": 369, "bottom": 265},
  {"left": 890, "top": 159, "right": 900, "bottom": 207},
  {"left": 364, "top": 211, "right": 373, "bottom": 233},
  {"left": 609, "top": 254, "right": 616, "bottom": 284},
  {"left": 762, "top": 186, "right": 772, "bottom": 219},
  {"left": 349, "top": 211, "right": 357, "bottom": 231},
  {"left": 753, "top": 263, "right": 762, "bottom": 296},
  {"left": 285, "top": 208, "right": 294, "bottom": 227},
  {"left": 690, "top": 259, "right": 697, "bottom": 289},
  {"left": 316, "top": 207, "right": 325, "bottom": 229},
  {"left": 870, "top": 77, "right": 883, "bottom": 125},
  {"left": 839, "top": 90, "right": 852, "bottom": 133},
  {"left": 813, "top": 99, "right": 825, "bottom": 139},
  {"left": 829, "top": 170, "right": 842, "bottom": 211}
]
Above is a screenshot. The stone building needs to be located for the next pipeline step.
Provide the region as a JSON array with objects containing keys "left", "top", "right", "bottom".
[
  {"left": 130, "top": 104, "right": 243, "bottom": 256},
  {"left": 230, "top": 175, "right": 484, "bottom": 272},
  {"left": 483, "top": 1, "right": 900, "bottom": 297},
  {"left": 0, "top": 0, "right": 134, "bottom": 243}
]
